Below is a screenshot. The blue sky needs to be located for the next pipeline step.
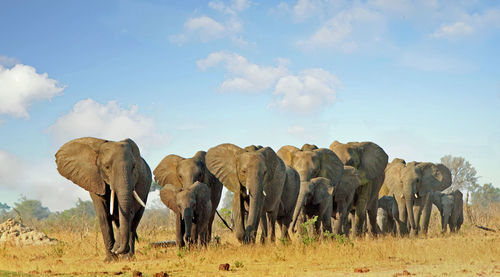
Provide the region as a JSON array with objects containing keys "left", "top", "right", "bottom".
[{"left": 0, "top": 0, "right": 499, "bottom": 211}]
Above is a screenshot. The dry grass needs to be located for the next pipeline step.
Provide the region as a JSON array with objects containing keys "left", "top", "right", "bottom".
[{"left": 0, "top": 207, "right": 499, "bottom": 277}]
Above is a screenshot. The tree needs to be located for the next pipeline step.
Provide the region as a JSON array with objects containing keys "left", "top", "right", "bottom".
[
  {"left": 13, "top": 196, "right": 50, "bottom": 222},
  {"left": 471, "top": 183, "right": 500, "bottom": 207},
  {"left": 220, "top": 189, "right": 233, "bottom": 210},
  {"left": 58, "top": 198, "right": 95, "bottom": 220},
  {"left": 0, "top": 202, "right": 10, "bottom": 221},
  {"left": 440, "top": 155, "right": 479, "bottom": 193}
]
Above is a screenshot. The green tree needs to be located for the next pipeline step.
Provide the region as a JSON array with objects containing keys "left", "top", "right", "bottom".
[
  {"left": 13, "top": 196, "right": 50, "bottom": 222},
  {"left": 58, "top": 198, "right": 95, "bottom": 220},
  {"left": 440, "top": 155, "right": 479, "bottom": 193},
  {"left": 471, "top": 183, "right": 500, "bottom": 207},
  {"left": 0, "top": 202, "right": 10, "bottom": 221}
]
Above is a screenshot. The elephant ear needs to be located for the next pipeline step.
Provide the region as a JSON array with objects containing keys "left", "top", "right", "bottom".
[
  {"left": 55, "top": 137, "right": 107, "bottom": 195},
  {"left": 417, "top": 163, "right": 452, "bottom": 192},
  {"left": 382, "top": 158, "right": 406, "bottom": 195},
  {"left": 153, "top": 154, "right": 183, "bottom": 188},
  {"left": 160, "top": 184, "right": 180, "bottom": 213},
  {"left": 341, "top": 166, "right": 362, "bottom": 193},
  {"left": 259, "top": 147, "right": 285, "bottom": 185},
  {"left": 206, "top": 143, "right": 241, "bottom": 193},
  {"left": 312, "top": 177, "right": 332, "bottom": 205},
  {"left": 359, "top": 142, "right": 388, "bottom": 180},
  {"left": 314, "top": 148, "right": 344, "bottom": 186},
  {"left": 277, "top": 145, "right": 300, "bottom": 167}
]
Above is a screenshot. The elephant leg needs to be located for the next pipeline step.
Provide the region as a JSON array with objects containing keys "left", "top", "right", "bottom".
[
  {"left": 354, "top": 186, "right": 370, "bottom": 237},
  {"left": 232, "top": 192, "right": 246, "bottom": 242},
  {"left": 127, "top": 207, "right": 145, "bottom": 257},
  {"left": 90, "top": 193, "right": 116, "bottom": 262},
  {"left": 421, "top": 194, "right": 432, "bottom": 234},
  {"left": 267, "top": 210, "right": 277, "bottom": 243},
  {"left": 259, "top": 212, "right": 268, "bottom": 244},
  {"left": 366, "top": 199, "right": 379, "bottom": 236},
  {"left": 395, "top": 198, "right": 408, "bottom": 236},
  {"left": 321, "top": 213, "right": 333, "bottom": 237}
]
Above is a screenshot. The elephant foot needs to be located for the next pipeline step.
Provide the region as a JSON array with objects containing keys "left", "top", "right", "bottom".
[
  {"left": 103, "top": 253, "right": 118, "bottom": 263},
  {"left": 120, "top": 252, "right": 136, "bottom": 261},
  {"left": 112, "top": 244, "right": 130, "bottom": 255}
]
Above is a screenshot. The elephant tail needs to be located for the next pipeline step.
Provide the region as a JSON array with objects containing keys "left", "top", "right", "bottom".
[{"left": 216, "top": 210, "right": 233, "bottom": 232}]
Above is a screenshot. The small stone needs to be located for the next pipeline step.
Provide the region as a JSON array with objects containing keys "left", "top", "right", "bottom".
[
  {"left": 153, "top": 272, "right": 169, "bottom": 277},
  {"left": 133, "top": 270, "right": 142, "bottom": 277},
  {"left": 219, "top": 263, "right": 230, "bottom": 271},
  {"left": 354, "top": 267, "right": 370, "bottom": 273}
]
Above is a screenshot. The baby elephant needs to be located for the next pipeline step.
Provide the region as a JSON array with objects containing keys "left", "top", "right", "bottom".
[
  {"left": 160, "top": 181, "right": 212, "bottom": 247},
  {"left": 431, "top": 190, "right": 463, "bottom": 233},
  {"left": 377, "top": 196, "right": 399, "bottom": 235}
]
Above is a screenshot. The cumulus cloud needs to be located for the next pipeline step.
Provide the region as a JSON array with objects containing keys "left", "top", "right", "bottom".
[
  {"left": 297, "top": 7, "right": 385, "bottom": 52},
  {"left": 0, "top": 56, "right": 20, "bottom": 67},
  {"left": 0, "top": 64, "right": 65, "bottom": 118},
  {"left": 431, "top": 21, "right": 474, "bottom": 39},
  {"left": 209, "top": 0, "right": 251, "bottom": 14},
  {"left": 47, "top": 98, "right": 170, "bottom": 153},
  {"left": 197, "top": 51, "right": 288, "bottom": 92},
  {"left": 269, "top": 68, "right": 341, "bottom": 114},
  {"left": 431, "top": 9, "right": 500, "bottom": 39}
]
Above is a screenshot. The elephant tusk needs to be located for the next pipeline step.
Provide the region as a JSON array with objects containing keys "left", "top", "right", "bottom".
[
  {"left": 414, "top": 193, "right": 419, "bottom": 199},
  {"left": 110, "top": 190, "right": 115, "bottom": 215},
  {"left": 263, "top": 190, "right": 266, "bottom": 197},
  {"left": 133, "top": 190, "right": 146, "bottom": 208}
]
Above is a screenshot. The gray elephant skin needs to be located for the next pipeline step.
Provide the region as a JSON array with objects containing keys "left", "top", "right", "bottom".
[
  {"left": 332, "top": 165, "right": 363, "bottom": 235},
  {"left": 377, "top": 196, "right": 398, "bottom": 235},
  {"left": 206, "top": 144, "right": 286, "bottom": 243},
  {"left": 291, "top": 177, "right": 334, "bottom": 235},
  {"left": 160, "top": 181, "right": 212, "bottom": 246},
  {"left": 431, "top": 190, "right": 463, "bottom": 233},
  {"left": 330, "top": 141, "right": 388, "bottom": 236},
  {"left": 55, "top": 137, "right": 151, "bottom": 262},
  {"left": 381, "top": 158, "right": 452, "bottom": 235},
  {"left": 275, "top": 166, "right": 300, "bottom": 240},
  {"left": 153, "top": 151, "right": 223, "bottom": 246}
]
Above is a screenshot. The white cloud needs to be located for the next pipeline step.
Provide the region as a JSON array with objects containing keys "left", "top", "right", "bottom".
[
  {"left": 297, "top": 6, "right": 385, "bottom": 52},
  {"left": 197, "top": 52, "right": 289, "bottom": 92},
  {"left": 293, "top": 0, "right": 323, "bottom": 21},
  {"left": 0, "top": 64, "right": 65, "bottom": 118},
  {"left": 209, "top": 0, "right": 251, "bottom": 14},
  {"left": 169, "top": 16, "right": 241, "bottom": 44},
  {"left": 431, "top": 21, "right": 474, "bottom": 38},
  {"left": 0, "top": 56, "right": 20, "bottom": 67},
  {"left": 0, "top": 149, "right": 23, "bottom": 187},
  {"left": 47, "top": 98, "right": 170, "bottom": 154},
  {"left": 269, "top": 68, "right": 340, "bottom": 114}
]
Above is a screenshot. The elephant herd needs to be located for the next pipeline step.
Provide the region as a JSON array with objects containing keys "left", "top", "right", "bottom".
[{"left": 54, "top": 137, "right": 464, "bottom": 261}]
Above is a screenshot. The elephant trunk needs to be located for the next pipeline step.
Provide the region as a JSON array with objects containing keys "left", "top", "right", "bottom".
[
  {"left": 405, "top": 197, "right": 417, "bottom": 236},
  {"left": 291, "top": 184, "right": 308, "bottom": 232},
  {"left": 244, "top": 178, "right": 264, "bottom": 243},
  {"left": 182, "top": 207, "right": 194, "bottom": 244},
  {"left": 114, "top": 188, "right": 132, "bottom": 254},
  {"left": 332, "top": 198, "right": 345, "bottom": 234}
]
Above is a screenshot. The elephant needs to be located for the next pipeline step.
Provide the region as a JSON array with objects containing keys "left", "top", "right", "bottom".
[
  {"left": 291, "top": 177, "right": 334, "bottom": 236},
  {"left": 55, "top": 137, "right": 151, "bottom": 262},
  {"left": 377, "top": 196, "right": 398, "bottom": 235},
  {"left": 275, "top": 166, "right": 300, "bottom": 240},
  {"left": 431, "top": 190, "right": 463, "bottom": 233},
  {"left": 381, "top": 158, "right": 452, "bottom": 235},
  {"left": 153, "top": 151, "right": 223, "bottom": 246},
  {"left": 331, "top": 166, "right": 363, "bottom": 235},
  {"left": 330, "top": 141, "right": 388, "bottom": 236},
  {"left": 206, "top": 144, "right": 286, "bottom": 243},
  {"left": 160, "top": 181, "right": 212, "bottom": 246}
]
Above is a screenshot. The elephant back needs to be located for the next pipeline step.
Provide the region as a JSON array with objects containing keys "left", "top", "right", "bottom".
[
  {"left": 381, "top": 158, "right": 407, "bottom": 195},
  {"left": 277, "top": 145, "right": 300, "bottom": 167}
]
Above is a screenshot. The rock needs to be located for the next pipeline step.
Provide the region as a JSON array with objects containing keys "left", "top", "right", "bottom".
[
  {"left": 354, "top": 267, "right": 370, "bottom": 273},
  {"left": 219, "top": 263, "right": 230, "bottom": 271},
  {"left": 122, "top": 266, "right": 131, "bottom": 271},
  {"left": 153, "top": 272, "right": 169, "bottom": 277},
  {"left": 0, "top": 219, "right": 56, "bottom": 246},
  {"left": 132, "top": 270, "right": 142, "bottom": 277}
]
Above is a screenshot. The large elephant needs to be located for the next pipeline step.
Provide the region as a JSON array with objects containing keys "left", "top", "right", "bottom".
[
  {"left": 381, "top": 158, "right": 452, "bottom": 235},
  {"left": 275, "top": 166, "right": 300, "bottom": 240},
  {"left": 330, "top": 141, "right": 388, "bottom": 236},
  {"left": 153, "top": 151, "right": 223, "bottom": 246},
  {"left": 377, "top": 196, "right": 398, "bottom": 235},
  {"left": 332, "top": 166, "right": 363, "bottom": 235},
  {"left": 291, "top": 177, "right": 334, "bottom": 236},
  {"left": 160, "top": 181, "right": 212, "bottom": 246},
  {"left": 206, "top": 144, "right": 286, "bottom": 243},
  {"left": 431, "top": 190, "right": 463, "bottom": 233},
  {"left": 55, "top": 137, "right": 151, "bottom": 261}
]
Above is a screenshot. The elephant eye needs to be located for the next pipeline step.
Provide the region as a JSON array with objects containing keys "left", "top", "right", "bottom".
[{"left": 105, "top": 165, "right": 110, "bottom": 170}]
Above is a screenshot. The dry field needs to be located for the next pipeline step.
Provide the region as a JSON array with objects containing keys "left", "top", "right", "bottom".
[{"left": 1, "top": 207, "right": 499, "bottom": 277}]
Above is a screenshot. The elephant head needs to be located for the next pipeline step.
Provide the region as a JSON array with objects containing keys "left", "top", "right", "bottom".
[
  {"left": 206, "top": 143, "right": 285, "bottom": 243},
  {"left": 332, "top": 165, "right": 362, "bottom": 234},
  {"left": 55, "top": 137, "right": 150, "bottom": 255},
  {"left": 277, "top": 144, "right": 344, "bottom": 185},
  {"left": 431, "top": 190, "right": 462, "bottom": 233},
  {"left": 160, "top": 181, "right": 212, "bottom": 244},
  {"left": 291, "top": 177, "right": 333, "bottom": 233}
]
